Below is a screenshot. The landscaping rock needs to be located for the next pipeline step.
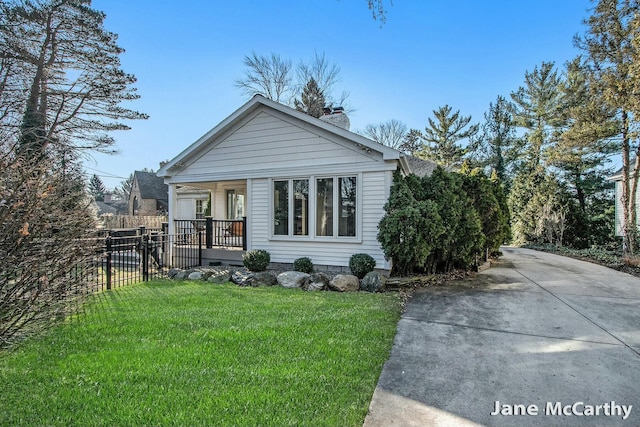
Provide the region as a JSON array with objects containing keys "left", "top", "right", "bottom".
[
  {"left": 308, "top": 272, "right": 330, "bottom": 291},
  {"left": 252, "top": 271, "right": 278, "bottom": 287},
  {"left": 207, "top": 269, "right": 233, "bottom": 284},
  {"left": 231, "top": 269, "right": 254, "bottom": 287},
  {"left": 360, "top": 271, "right": 387, "bottom": 292},
  {"left": 188, "top": 271, "right": 204, "bottom": 281},
  {"left": 329, "top": 274, "right": 359, "bottom": 292},
  {"left": 277, "top": 271, "right": 310, "bottom": 288},
  {"left": 174, "top": 270, "right": 189, "bottom": 280},
  {"left": 168, "top": 268, "right": 182, "bottom": 279}
]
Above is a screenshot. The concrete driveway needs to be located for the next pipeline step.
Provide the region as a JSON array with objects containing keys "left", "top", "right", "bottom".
[{"left": 364, "top": 247, "right": 640, "bottom": 427}]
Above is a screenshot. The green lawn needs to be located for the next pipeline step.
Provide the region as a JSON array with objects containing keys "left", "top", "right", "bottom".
[{"left": 0, "top": 280, "right": 401, "bottom": 427}]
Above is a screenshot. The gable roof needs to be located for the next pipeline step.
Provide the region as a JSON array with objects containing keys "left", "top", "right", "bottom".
[
  {"left": 134, "top": 170, "right": 168, "bottom": 201},
  {"left": 401, "top": 155, "right": 438, "bottom": 177},
  {"left": 157, "top": 95, "right": 404, "bottom": 178},
  {"left": 607, "top": 161, "right": 635, "bottom": 182}
]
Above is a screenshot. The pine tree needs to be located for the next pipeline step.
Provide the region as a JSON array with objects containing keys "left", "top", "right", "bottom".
[
  {"left": 466, "top": 95, "right": 520, "bottom": 185},
  {"left": 576, "top": 0, "right": 639, "bottom": 254},
  {"left": 398, "top": 129, "right": 424, "bottom": 156},
  {"left": 89, "top": 174, "right": 107, "bottom": 201},
  {"left": 547, "top": 58, "right": 618, "bottom": 246},
  {"left": 419, "top": 105, "right": 478, "bottom": 168},
  {"left": 1, "top": 0, "right": 146, "bottom": 161},
  {"left": 509, "top": 61, "right": 566, "bottom": 172},
  {"left": 294, "top": 78, "right": 326, "bottom": 118}
]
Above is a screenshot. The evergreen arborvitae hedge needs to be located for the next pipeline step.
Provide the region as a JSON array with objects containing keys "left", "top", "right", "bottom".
[{"left": 378, "top": 167, "right": 510, "bottom": 276}]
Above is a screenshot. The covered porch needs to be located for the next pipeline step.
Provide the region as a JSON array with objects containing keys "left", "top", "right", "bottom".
[{"left": 168, "top": 179, "right": 248, "bottom": 267}]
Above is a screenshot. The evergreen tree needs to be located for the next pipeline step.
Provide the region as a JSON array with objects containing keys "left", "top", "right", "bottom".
[
  {"left": 88, "top": 174, "right": 107, "bottom": 201},
  {"left": 510, "top": 61, "right": 566, "bottom": 172},
  {"left": 466, "top": 95, "right": 520, "bottom": 185},
  {"left": 547, "top": 58, "right": 618, "bottom": 247},
  {"left": 419, "top": 105, "right": 478, "bottom": 168},
  {"left": 0, "top": 0, "right": 147, "bottom": 161},
  {"left": 294, "top": 78, "right": 326, "bottom": 118},
  {"left": 398, "top": 128, "right": 424, "bottom": 156},
  {"left": 576, "top": 0, "right": 639, "bottom": 254}
]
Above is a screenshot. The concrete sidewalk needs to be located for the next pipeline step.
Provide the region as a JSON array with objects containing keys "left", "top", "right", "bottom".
[{"left": 364, "top": 247, "right": 640, "bottom": 426}]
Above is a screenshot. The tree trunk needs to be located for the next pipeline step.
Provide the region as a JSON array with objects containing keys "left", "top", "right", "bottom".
[{"left": 621, "top": 111, "right": 635, "bottom": 255}]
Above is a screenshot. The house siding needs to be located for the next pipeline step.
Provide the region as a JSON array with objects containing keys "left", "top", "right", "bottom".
[
  {"left": 614, "top": 180, "right": 640, "bottom": 236},
  {"left": 162, "top": 100, "right": 400, "bottom": 270},
  {"left": 173, "top": 111, "right": 386, "bottom": 180},
  {"left": 249, "top": 172, "right": 391, "bottom": 269}
]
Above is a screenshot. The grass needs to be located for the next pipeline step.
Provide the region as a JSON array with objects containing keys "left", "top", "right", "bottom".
[{"left": 0, "top": 280, "right": 401, "bottom": 427}]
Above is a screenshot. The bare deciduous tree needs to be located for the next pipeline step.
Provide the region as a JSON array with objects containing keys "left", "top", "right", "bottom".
[
  {"left": 363, "top": 119, "right": 407, "bottom": 149},
  {"left": 234, "top": 51, "right": 293, "bottom": 103}
]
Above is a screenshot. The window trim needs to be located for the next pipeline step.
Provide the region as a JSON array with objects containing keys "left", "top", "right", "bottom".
[{"left": 269, "top": 174, "right": 361, "bottom": 242}]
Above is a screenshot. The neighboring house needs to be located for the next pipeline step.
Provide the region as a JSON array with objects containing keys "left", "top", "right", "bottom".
[
  {"left": 95, "top": 200, "right": 118, "bottom": 216},
  {"left": 607, "top": 163, "right": 640, "bottom": 236},
  {"left": 129, "top": 170, "right": 169, "bottom": 215},
  {"left": 157, "top": 95, "right": 434, "bottom": 270}
]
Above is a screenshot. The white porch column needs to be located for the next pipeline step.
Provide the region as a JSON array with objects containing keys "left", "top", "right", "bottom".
[{"left": 168, "top": 183, "right": 177, "bottom": 236}]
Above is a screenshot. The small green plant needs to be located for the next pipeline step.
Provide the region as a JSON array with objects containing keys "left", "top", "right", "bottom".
[
  {"left": 349, "top": 253, "right": 376, "bottom": 279},
  {"left": 293, "top": 257, "right": 314, "bottom": 274},
  {"left": 243, "top": 249, "right": 271, "bottom": 272}
]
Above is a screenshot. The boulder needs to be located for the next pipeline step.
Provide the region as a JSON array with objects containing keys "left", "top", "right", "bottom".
[
  {"left": 207, "top": 269, "right": 233, "bottom": 284},
  {"left": 329, "top": 274, "right": 359, "bottom": 292},
  {"left": 360, "top": 271, "right": 387, "bottom": 292},
  {"left": 277, "top": 271, "right": 310, "bottom": 288},
  {"left": 188, "top": 271, "right": 204, "bottom": 281},
  {"left": 174, "top": 270, "right": 189, "bottom": 280},
  {"left": 308, "top": 272, "right": 330, "bottom": 291},
  {"left": 252, "top": 271, "right": 278, "bottom": 287},
  {"left": 167, "top": 268, "right": 182, "bottom": 279},
  {"left": 231, "top": 269, "right": 254, "bottom": 287}
]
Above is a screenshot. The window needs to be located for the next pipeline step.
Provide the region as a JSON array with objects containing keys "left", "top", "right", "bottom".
[
  {"left": 339, "top": 177, "right": 356, "bottom": 237},
  {"left": 293, "top": 179, "right": 309, "bottom": 235},
  {"left": 273, "top": 180, "right": 288, "bottom": 235},
  {"left": 316, "top": 178, "right": 333, "bottom": 236},
  {"left": 273, "top": 176, "right": 357, "bottom": 239}
]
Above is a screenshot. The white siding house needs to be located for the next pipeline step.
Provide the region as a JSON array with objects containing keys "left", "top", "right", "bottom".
[
  {"left": 608, "top": 165, "right": 640, "bottom": 236},
  {"left": 157, "top": 95, "right": 430, "bottom": 271}
]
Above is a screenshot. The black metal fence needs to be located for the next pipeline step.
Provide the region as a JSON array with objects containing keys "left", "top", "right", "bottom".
[
  {"left": 85, "top": 228, "right": 202, "bottom": 291},
  {"left": 174, "top": 217, "right": 246, "bottom": 250}
]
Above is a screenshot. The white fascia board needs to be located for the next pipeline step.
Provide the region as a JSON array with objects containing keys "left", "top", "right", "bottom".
[
  {"left": 157, "top": 95, "right": 401, "bottom": 177},
  {"left": 157, "top": 96, "right": 264, "bottom": 177}
]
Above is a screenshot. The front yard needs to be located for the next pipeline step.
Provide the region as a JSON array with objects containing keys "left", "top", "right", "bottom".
[{"left": 0, "top": 281, "right": 401, "bottom": 427}]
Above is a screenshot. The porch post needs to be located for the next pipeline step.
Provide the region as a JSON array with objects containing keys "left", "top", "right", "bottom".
[{"left": 167, "top": 183, "right": 177, "bottom": 267}]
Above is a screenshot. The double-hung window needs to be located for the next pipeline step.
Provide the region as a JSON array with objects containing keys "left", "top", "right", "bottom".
[{"left": 272, "top": 176, "right": 357, "bottom": 239}]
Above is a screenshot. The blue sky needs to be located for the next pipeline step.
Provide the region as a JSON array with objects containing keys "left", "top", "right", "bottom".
[{"left": 88, "top": 0, "right": 593, "bottom": 189}]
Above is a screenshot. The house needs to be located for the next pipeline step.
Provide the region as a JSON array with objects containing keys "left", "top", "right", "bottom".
[
  {"left": 157, "top": 95, "right": 434, "bottom": 271},
  {"left": 129, "top": 170, "right": 169, "bottom": 215}
]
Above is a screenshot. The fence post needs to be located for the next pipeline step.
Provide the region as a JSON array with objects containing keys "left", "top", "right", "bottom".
[
  {"left": 242, "top": 216, "right": 247, "bottom": 251},
  {"left": 142, "top": 234, "right": 149, "bottom": 282},
  {"left": 205, "top": 217, "right": 213, "bottom": 249},
  {"left": 105, "top": 236, "right": 112, "bottom": 290},
  {"left": 198, "top": 231, "right": 203, "bottom": 266},
  {"left": 139, "top": 226, "right": 146, "bottom": 236}
]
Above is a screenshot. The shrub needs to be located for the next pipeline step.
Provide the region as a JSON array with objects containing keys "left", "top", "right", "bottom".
[
  {"left": 293, "top": 257, "right": 314, "bottom": 274},
  {"left": 349, "top": 253, "right": 376, "bottom": 279},
  {"left": 243, "top": 249, "right": 271, "bottom": 272}
]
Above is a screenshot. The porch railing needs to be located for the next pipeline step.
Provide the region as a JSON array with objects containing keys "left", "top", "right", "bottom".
[{"left": 174, "top": 217, "right": 246, "bottom": 250}]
